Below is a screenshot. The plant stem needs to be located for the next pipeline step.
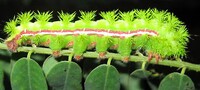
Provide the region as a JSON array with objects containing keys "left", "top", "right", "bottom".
[
  {"left": 1, "top": 42, "right": 200, "bottom": 72},
  {"left": 68, "top": 53, "right": 73, "bottom": 62},
  {"left": 141, "top": 61, "right": 147, "bottom": 70},
  {"left": 107, "top": 57, "right": 112, "bottom": 65},
  {"left": 181, "top": 67, "right": 187, "bottom": 75},
  {"left": 27, "top": 50, "right": 33, "bottom": 59},
  {"left": 26, "top": 44, "right": 36, "bottom": 59}
]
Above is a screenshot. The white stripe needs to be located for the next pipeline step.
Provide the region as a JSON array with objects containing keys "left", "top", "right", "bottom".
[{"left": 21, "top": 30, "right": 158, "bottom": 37}]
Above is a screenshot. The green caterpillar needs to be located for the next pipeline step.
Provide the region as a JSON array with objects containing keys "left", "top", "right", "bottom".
[{"left": 3, "top": 9, "right": 189, "bottom": 62}]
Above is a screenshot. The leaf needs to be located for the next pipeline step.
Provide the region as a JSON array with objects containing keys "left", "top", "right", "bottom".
[
  {"left": 11, "top": 58, "right": 47, "bottom": 90},
  {"left": 129, "top": 69, "right": 157, "bottom": 90},
  {"left": 46, "top": 61, "right": 82, "bottom": 90},
  {"left": 0, "top": 64, "right": 5, "bottom": 90},
  {"left": 120, "top": 73, "right": 141, "bottom": 90},
  {"left": 42, "top": 56, "right": 58, "bottom": 76},
  {"left": 147, "top": 80, "right": 158, "bottom": 90},
  {"left": 0, "top": 49, "right": 11, "bottom": 56},
  {"left": 31, "top": 54, "right": 46, "bottom": 61},
  {"left": 130, "top": 69, "right": 152, "bottom": 79},
  {"left": 84, "top": 64, "right": 120, "bottom": 90},
  {"left": 158, "top": 72, "right": 195, "bottom": 90},
  {"left": 0, "top": 57, "right": 12, "bottom": 75}
]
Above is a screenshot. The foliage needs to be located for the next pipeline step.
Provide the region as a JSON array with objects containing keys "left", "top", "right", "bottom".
[
  {"left": 0, "top": 9, "right": 198, "bottom": 90},
  {"left": 0, "top": 45, "right": 199, "bottom": 90}
]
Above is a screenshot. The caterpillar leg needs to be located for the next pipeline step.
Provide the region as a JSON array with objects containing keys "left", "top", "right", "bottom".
[
  {"left": 40, "top": 39, "right": 50, "bottom": 47},
  {"left": 148, "top": 52, "right": 161, "bottom": 63},
  {"left": 87, "top": 42, "right": 96, "bottom": 49},
  {"left": 52, "top": 50, "right": 61, "bottom": 57},
  {"left": 155, "top": 54, "right": 161, "bottom": 63},
  {"left": 96, "top": 36, "right": 111, "bottom": 59},
  {"left": 66, "top": 41, "right": 74, "bottom": 48},
  {"left": 122, "top": 56, "right": 130, "bottom": 63},
  {"left": 49, "top": 35, "right": 69, "bottom": 57},
  {"left": 74, "top": 55, "right": 83, "bottom": 60},
  {"left": 73, "top": 35, "right": 90, "bottom": 60},
  {"left": 87, "top": 35, "right": 97, "bottom": 49},
  {"left": 6, "top": 39, "right": 18, "bottom": 52},
  {"left": 117, "top": 38, "right": 132, "bottom": 62}
]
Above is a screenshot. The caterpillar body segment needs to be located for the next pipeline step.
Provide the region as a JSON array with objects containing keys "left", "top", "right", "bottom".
[{"left": 4, "top": 9, "right": 189, "bottom": 62}]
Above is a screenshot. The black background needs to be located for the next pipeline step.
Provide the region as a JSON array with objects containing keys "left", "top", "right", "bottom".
[{"left": 0, "top": 0, "right": 200, "bottom": 89}]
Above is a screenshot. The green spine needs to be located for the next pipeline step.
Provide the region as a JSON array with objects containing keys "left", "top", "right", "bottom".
[{"left": 3, "top": 9, "right": 189, "bottom": 59}]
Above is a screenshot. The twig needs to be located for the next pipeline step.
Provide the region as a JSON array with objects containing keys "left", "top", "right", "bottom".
[{"left": 0, "top": 42, "right": 200, "bottom": 72}]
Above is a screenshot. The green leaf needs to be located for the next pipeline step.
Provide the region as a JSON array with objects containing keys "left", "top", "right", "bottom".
[
  {"left": 30, "top": 54, "right": 46, "bottom": 61},
  {"left": 0, "top": 64, "right": 5, "bottom": 90},
  {"left": 0, "top": 54, "right": 12, "bottom": 75},
  {"left": 1, "top": 59, "right": 16, "bottom": 76},
  {"left": 129, "top": 69, "right": 157, "bottom": 90},
  {"left": 85, "top": 64, "right": 120, "bottom": 90},
  {"left": 11, "top": 58, "right": 47, "bottom": 90},
  {"left": 42, "top": 56, "right": 58, "bottom": 76},
  {"left": 158, "top": 72, "right": 195, "bottom": 90},
  {"left": 46, "top": 61, "right": 82, "bottom": 90},
  {"left": 0, "top": 49, "right": 11, "bottom": 56},
  {"left": 120, "top": 73, "right": 141, "bottom": 90},
  {"left": 147, "top": 80, "right": 158, "bottom": 90},
  {"left": 130, "top": 69, "right": 152, "bottom": 79}
]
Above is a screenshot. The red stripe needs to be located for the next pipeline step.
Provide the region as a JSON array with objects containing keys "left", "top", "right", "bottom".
[{"left": 12, "top": 29, "right": 159, "bottom": 42}]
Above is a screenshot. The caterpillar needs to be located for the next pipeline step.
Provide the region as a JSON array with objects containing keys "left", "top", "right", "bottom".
[{"left": 3, "top": 9, "right": 189, "bottom": 62}]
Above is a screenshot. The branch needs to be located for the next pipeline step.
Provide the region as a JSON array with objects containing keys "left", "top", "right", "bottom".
[{"left": 0, "top": 42, "right": 200, "bottom": 72}]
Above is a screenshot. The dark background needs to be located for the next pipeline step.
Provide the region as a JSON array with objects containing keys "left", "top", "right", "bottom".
[{"left": 0, "top": 0, "right": 200, "bottom": 89}]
